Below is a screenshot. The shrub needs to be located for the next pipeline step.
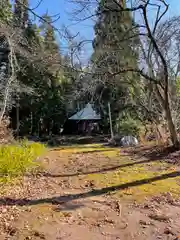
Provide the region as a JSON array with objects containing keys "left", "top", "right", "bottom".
[
  {"left": 116, "top": 117, "right": 141, "bottom": 137},
  {"left": 0, "top": 140, "right": 46, "bottom": 179}
]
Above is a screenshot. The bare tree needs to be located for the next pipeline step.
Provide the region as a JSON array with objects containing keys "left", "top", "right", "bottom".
[{"left": 68, "top": 0, "right": 180, "bottom": 148}]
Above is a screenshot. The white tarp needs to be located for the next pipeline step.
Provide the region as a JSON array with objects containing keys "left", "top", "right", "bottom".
[
  {"left": 120, "top": 136, "right": 139, "bottom": 147},
  {"left": 69, "top": 103, "right": 101, "bottom": 120}
]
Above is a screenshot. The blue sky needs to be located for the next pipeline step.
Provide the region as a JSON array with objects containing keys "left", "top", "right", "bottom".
[
  {"left": 30, "top": 0, "right": 94, "bottom": 58},
  {"left": 29, "top": 0, "right": 180, "bottom": 61},
  {"left": 29, "top": 0, "right": 94, "bottom": 35}
]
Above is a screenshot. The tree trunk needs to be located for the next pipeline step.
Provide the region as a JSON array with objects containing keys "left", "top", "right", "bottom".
[
  {"left": 30, "top": 111, "right": 33, "bottom": 135},
  {"left": 154, "top": 84, "right": 179, "bottom": 148},
  {"left": 16, "top": 96, "right": 20, "bottom": 138},
  {"left": 165, "top": 104, "right": 179, "bottom": 148},
  {"left": 108, "top": 102, "right": 114, "bottom": 138}
]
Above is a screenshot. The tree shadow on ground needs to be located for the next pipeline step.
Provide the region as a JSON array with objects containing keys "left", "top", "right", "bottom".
[
  {"left": 124, "top": 144, "right": 180, "bottom": 162},
  {"left": 45, "top": 135, "right": 110, "bottom": 147},
  {"left": 43, "top": 157, "right": 161, "bottom": 178},
  {"left": 51, "top": 144, "right": 109, "bottom": 151},
  {"left": 51, "top": 149, "right": 115, "bottom": 154},
  {"left": 1, "top": 171, "right": 179, "bottom": 209},
  {"left": 73, "top": 149, "right": 116, "bottom": 154}
]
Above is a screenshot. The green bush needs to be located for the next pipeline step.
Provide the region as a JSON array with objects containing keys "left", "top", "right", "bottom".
[
  {"left": 0, "top": 140, "right": 46, "bottom": 179},
  {"left": 116, "top": 117, "right": 141, "bottom": 137}
]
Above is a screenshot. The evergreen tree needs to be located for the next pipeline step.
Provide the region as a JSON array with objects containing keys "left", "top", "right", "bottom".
[
  {"left": 0, "top": 0, "right": 11, "bottom": 66},
  {"left": 42, "top": 15, "right": 58, "bottom": 52},
  {"left": 14, "top": 0, "right": 28, "bottom": 28},
  {"left": 14, "top": 13, "right": 73, "bottom": 136},
  {"left": 39, "top": 14, "right": 61, "bottom": 76},
  {"left": 0, "top": 1, "right": 13, "bottom": 118},
  {"left": 0, "top": 0, "right": 80, "bottom": 136},
  {"left": 92, "top": 0, "right": 138, "bottom": 73},
  {"left": 0, "top": 0, "right": 12, "bottom": 23},
  {"left": 91, "top": 0, "right": 139, "bottom": 131}
]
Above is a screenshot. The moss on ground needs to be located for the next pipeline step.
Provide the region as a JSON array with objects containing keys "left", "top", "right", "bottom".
[
  {"left": 87, "top": 165, "right": 180, "bottom": 202},
  {"left": 59, "top": 144, "right": 120, "bottom": 157},
  {"left": 59, "top": 144, "right": 180, "bottom": 202}
]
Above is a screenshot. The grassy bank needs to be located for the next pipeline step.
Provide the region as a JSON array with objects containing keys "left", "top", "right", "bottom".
[{"left": 0, "top": 140, "right": 46, "bottom": 182}]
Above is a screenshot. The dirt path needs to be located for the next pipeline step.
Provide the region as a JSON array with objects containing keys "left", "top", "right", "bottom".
[{"left": 1, "top": 145, "right": 180, "bottom": 240}]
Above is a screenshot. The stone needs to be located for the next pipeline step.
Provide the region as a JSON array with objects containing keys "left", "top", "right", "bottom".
[
  {"left": 148, "top": 212, "right": 170, "bottom": 222},
  {"left": 164, "top": 227, "right": 176, "bottom": 235},
  {"left": 139, "top": 220, "right": 150, "bottom": 225}
]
